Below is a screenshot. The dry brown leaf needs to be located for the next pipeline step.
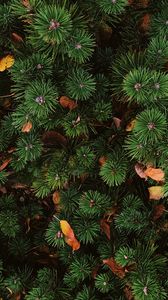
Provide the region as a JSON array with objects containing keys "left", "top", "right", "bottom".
[
  {"left": 12, "top": 32, "right": 24, "bottom": 43},
  {"left": 0, "top": 158, "right": 12, "bottom": 171},
  {"left": 11, "top": 183, "right": 27, "bottom": 189},
  {"left": 98, "top": 156, "right": 107, "bottom": 167},
  {"left": 135, "top": 163, "right": 147, "bottom": 179},
  {"left": 42, "top": 131, "right": 67, "bottom": 146},
  {"left": 103, "top": 257, "right": 126, "bottom": 278},
  {"left": 148, "top": 186, "right": 164, "bottom": 200},
  {"left": 100, "top": 218, "right": 110, "bottom": 239},
  {"left": 0, "top": 186, "right": 7, "bottom": 194},
  {"left": 140, "top": 14, "right": 151, "bottom": 31},
  {"left": 144, "top": 167, "right": 165, "bottom": 182},
  {"left": 113, "top": 117, "right": 121, "bottom": 129},
  {"left": 153, "top": 204, "right": 165, "bottom": 221},
  {"left": 8, "top": 147, "right": 16, "bottom": 153},
  {"left": 22, "top": 0, "right": 31, "bottom": 8},
  {"left": 124, "top": 285, "right": 134, "bottom": 300},
  {"left": 21, "top": 121, "right": 32, "bottom": 133},
  {"left": 104, "top": 206, "right": 118, "bottom": 222},
  {"left": 59, "top": 96, "right": 77, "bottom": 110},
  {"left": 53, "top": 191, "right": 60, "bottom": 205},
  {"left": 126, "top": 119, "right": 136, "bottom": 132}
]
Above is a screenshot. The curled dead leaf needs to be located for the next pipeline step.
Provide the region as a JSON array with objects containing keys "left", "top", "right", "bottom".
[
  {"left": 0, "top": 158, "right": 12, "bottom": 171},
  {"left": 135, "top": 163, "right": 147, "bottom": 179},
  {"left": 100, "top": 218, "right": 110, "bottom": 239},
  {"left": 103, "top": 257, "right": 126, "bottom": 278},
  {"left": 113, "top": 117, "right": 121, "bottom": 129},
  {"left": 12, "top": 32, "right": 24, "bottom": 43}
]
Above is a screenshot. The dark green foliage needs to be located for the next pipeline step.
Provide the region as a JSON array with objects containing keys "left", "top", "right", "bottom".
[
  {"left": 0, "top": 1, "right": 168, "bottom": 300},
  {"left": 66, "top": 68, "right": 96, "bottom": 101}
]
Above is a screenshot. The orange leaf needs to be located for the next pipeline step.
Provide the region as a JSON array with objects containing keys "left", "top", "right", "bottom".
[
  {"left": 65, "top": 236, "right": 80, "bottom": 251},
  {"left": 98, "top": 156, "right": 107, "bottom": 167},
  {"left": 12, "top": 32, "right": 24, "bottom": 43},
  {"left": 0, "top": 55, "right": 15, "bottom": 72},
  {"left": 59, "top": 96, "right": 77, "bottom": 110},
  {"left": 0, "top": 158, "right": 12, "bottom": 171},
  {"left": 113, "top": 117, "right": 121, "bottom": 129},
  {"left": 148, "top": 186, "right": 164, "bottom": 200},
  {"left": 126, "top": 119, "right": 136, "bottom": 132},
  {"left": 103, "top": 257, "right": 126, "bottom": 278},
  {"left": 144, "top": 167, "right": 165, "bottom": 182},
  {"left": 153, "top": 204, "right": 165, "bottom": 221},
  {"left": 135, "top": 163, "right": 147, "bottom": 179},
  {"left": 52, "top": 191, "right": 60, "bottom": 205},
  {"left": 100, "top": 218, "right": 110, "bottom": 239},
  {"left": 21, "top": 121, "right": 32, "bottom": 133},
  {"left": 60, "top": 220, "right": 80, "bottom": 250}
]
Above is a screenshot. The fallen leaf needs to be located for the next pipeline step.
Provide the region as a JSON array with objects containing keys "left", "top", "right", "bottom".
[
  {"left": 124, "top": 285, "right": 134, "bottom": 300},
  {"left": 11, "top": 183, "right": 27, "bottom": 189},
  {"left": 103, "top": 257, "right": 126, "bottom": 278},
  {"left": 21, "top": 121, "right": 32, "bottom": 133},
  {"left": 0, "top": 186, "right": 7, "bottom": 194},
  {"left": 42, "top": 131, "right": 67, "bottom": 146},
  {"left": 98, "top": 156, "right": 107, "bottom": 167},
  {"left": 60, "top": 220, "right": 80, "bottom": 251},
  {"left": 53, "top": 191, "right": 60, "bottom": 205},
  {"left": 148, "top": 186, "right": 164, "bottom": 200},
  {"left": 104, "top": 206, "right": 118, "bottom": 222},
  {"left": 140, "top": 14, "right": 151, "bottom": 31},
  {"left": 91, "top": 265, "right": 100, "bottom": 279},
  {"left": 113, "top": 117, "right": 121, "bottom": 129},
  {"left": 153, "top": 204, "right": 165, "bottom": 221},
  {"left": 144, "top": 167, "right": 165, "bottom": 182},
  {"left": 0, "top": 158, "right": 12, "bottom": 171},
  {"left": 100, "top": 218, "right": 110, "bottom": 239},
  {"left": 8, "top": 147, "right": 16, "bottom": 153},
  {"left": 12, "top": 32, "right": 24, "bottom": 43},
  {"left": 59, "top": 96, "right": 77, "bottom": 110},
  {"left": 126, "top": 119, "right": 136, "bottom": 132},
  {"left": 22, "top": 0, "right": 31, "bottom": 8},
  {"left": 135, "top": 163, "right": 147, "bottom": 179},
  {"left": 0, "top": 55, "right": 15, "bottom": 72}
]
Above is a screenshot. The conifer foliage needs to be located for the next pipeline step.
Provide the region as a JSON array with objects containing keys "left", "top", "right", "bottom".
[{"left": 0, "top": 0, "right": 168, "bottom": 300}]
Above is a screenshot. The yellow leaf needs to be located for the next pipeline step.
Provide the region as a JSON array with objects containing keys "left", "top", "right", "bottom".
[
  {"left": 60, "top": 220, "right": 74, "bottom": 239},
  {"left": 60, "top": 220, "right": 80, "bottom": 251},
  {"left": 126, "top": 119, "right": 136, "bottom": 132},
  {"left": 0, "top": 55, "right": 15, "bottom": 72},
  {"left": 148, "top": 186, "right": 164, "bottom": 200},
  {"left": 144, "top": 167, "right": 164, "bottom": 181}
]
